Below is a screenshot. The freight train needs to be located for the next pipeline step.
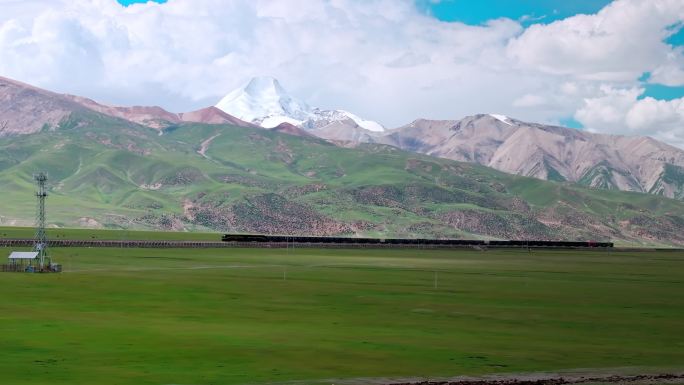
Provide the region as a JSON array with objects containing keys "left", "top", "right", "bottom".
[{"left": 221, "top": 234, "right": 614, "bottom": 248}]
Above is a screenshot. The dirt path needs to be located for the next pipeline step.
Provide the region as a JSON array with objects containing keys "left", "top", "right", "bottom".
[{"left": 198, "top": 133, "right": 221, "bottom": 158}]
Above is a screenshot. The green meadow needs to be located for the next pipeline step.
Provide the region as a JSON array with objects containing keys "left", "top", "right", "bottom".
[
  {"left": 0, "top": 226, "right": 221, "bottom": 241},
  {"left": 0, "top": 246, "right": 682, "bottom": 385}
]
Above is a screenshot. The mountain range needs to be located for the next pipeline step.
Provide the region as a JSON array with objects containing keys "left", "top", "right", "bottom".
[
  {"left": 212, "top": 77, "right": 684, "bottom": 201},
  {"left": 0, "top": 76, "right": 255, "bottom": 135},
  {"left": 5, "top": 74, "right": 682, "bottom": 201},
  {"left": 377, "top": 115, "right": 684, "bottom": 199},
  {"left": 2, "top": 74, "right": 684, "bottom": 245}
]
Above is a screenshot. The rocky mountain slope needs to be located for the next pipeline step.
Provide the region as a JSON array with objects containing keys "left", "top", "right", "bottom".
[
  {"left": 337, "top": 114, "right": 684, "bottom": 200},
  {"left": 0, "top": 76, "right": 92, "bottom": 136},
  {"left": 0, "top": 75, "right": 253, "bottom": 135},
  {"left": 67, "top": 94, "right": 254, "bottom": 130}
]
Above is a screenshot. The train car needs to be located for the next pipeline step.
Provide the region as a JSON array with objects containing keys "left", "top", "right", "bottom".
[
  {"left": 221, "top": 234, "right": 613, "bottom": 248},
  {"left": 221, "top": 234, "right": 269, "bottom": 242}
]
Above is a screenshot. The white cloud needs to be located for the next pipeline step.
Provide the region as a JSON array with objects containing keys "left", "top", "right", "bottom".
[
  {"left": 576, "top": 86, "right": 684, "bottom": 148},
  {"left": 0, "top": 0, "right": 528, "bottom": 121},
  {"left": 512, "top": 93, "right": 546, "bottom": 107},
  {"left": 506, "top": 0, "right": 684, "bottom": 83},
  {"left": 576, "top": 86, "right": 644, "bottom": 131},
  {"left": 0, "top": 0, "right": 682, "bottom": 142},
  {"left": 386, "top": 52, "right": 431, "bottom": 68},
  {"left": 650, "top": 49, "right": 684, "bottom": 86}
]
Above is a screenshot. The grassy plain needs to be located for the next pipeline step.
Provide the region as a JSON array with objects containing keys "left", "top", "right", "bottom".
[
  {"left": 0, "top": 246, "right": 682, "bottom": 385},
  {"left": 0, "top": 226, "right": 222, "bottom": 241}
]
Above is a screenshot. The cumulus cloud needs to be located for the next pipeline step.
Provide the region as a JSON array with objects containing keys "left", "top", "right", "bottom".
[
  {"left": 0, "top": 0, "right": 528, "bottom": 121},
  {"left": 512, "top": 93, "right": 546, "bottom": 107},
  {"left": 507, "top": 0, "right": 684, "bottom": 83},
  {"left": 650, "top": 53, "right": 684, "bottom": 86},
  {"left": 0, "top": 0, "right": 683, "bottom": 142},
  {"left": 576, "top": 86, "right": 684, "bottom": 148}
]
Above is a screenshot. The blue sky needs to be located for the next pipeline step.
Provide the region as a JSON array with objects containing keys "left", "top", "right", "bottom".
[
  {"left": 642, "top": 84, "right": 684, "bottom": 101},
  {"left": 416, "top": 0, "right": 613, "bottom": 26},
  {"left": 640, "top": 71, "right": 684, "bottom": 100}
]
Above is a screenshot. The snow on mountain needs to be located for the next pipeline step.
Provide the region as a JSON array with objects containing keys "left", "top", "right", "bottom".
[
  {"left": 215, "top": 77, "right": 384, "bottom": 132},
  {"left": 298, "top": 109, "right": 382, "bottom": 132},
  {"left": 260, "top": 115, "right": 304, "bottom": 129},
  {"left": 215, "top": 77, "right": 311, "bottom": 128},
  {"left": 326, "top": 110, "right": 385, "bottom": 132},
  {"left": 489, "top": 114, "right": 513, "bottom": 126}
]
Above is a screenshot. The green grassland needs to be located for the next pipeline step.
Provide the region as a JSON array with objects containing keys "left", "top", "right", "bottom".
[
  {"left": 0, "top": 246, "right": 682, "bottom": 385},
  {"left": 2, "top": 112, "right": 684, "bottom": 244},
  {"left": 0, "top": 226, "right": 222, "bottom": 241}
]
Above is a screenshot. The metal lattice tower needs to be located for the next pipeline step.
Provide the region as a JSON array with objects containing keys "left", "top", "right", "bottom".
[{"left": 33, "top": 172, "right": 49, "bottom": 269}]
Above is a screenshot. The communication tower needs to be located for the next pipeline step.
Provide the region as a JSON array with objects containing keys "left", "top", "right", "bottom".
[{"left": 33, "top": 172, "right": 50, "bottom": 270}]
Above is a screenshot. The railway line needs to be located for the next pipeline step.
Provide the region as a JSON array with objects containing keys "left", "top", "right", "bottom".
[
  {"left": 221, "top": 234, "right": 615, "bottom": 248},
  {"left": 0, "top": 236, "right": 623, "bottom": 250},
  {"left": 9, "top": 234, "right": 683, "bottom": 251}
]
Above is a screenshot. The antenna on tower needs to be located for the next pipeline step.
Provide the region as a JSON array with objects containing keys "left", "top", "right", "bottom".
[{"left": 33, "top": 172, "right": 50, "bottom": 270}]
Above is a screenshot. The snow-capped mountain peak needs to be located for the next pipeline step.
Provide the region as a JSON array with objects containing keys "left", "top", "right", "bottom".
[
  {"left": 300, "top": 109, "right": 385, "bottom": 132},
  {"left": 215, "top": 76, "right": 311, "bottom": 127},
  {"left": 335, "top": 110, "right": 385, "bottom": 132},
  {"left": 215, "top": 77, "right": 384, "bottom": 132}
]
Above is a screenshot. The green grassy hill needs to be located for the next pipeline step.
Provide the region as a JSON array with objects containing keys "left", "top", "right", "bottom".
[{"left": 1, "top": 112, "right": 684, "bottom": 245}]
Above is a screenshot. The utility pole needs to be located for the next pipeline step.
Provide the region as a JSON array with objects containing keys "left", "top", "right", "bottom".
[{"left": 33, "top": 172, "right": 49, "bottom": 270}]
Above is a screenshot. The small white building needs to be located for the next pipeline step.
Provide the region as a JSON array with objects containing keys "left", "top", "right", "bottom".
[
  {"left": 8, "top": 251, "right": 38, "bottom": 265},
  {"left": 4, "top": 251, "right": 60, "bottom": 273}
]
